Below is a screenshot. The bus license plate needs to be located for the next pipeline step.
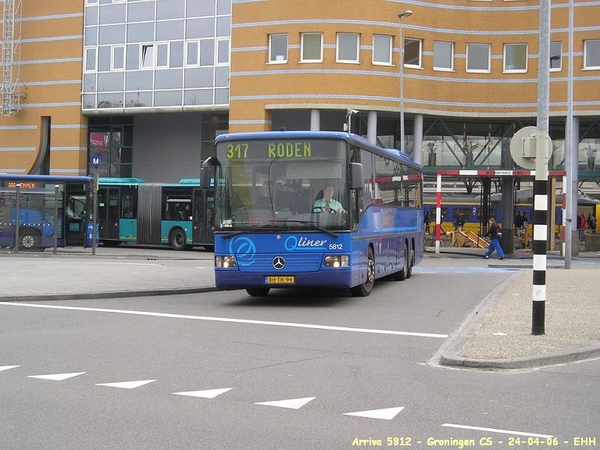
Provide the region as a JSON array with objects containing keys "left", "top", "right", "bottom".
[{"left": 265, "top": 276, "right": 295, "bottom": 284}]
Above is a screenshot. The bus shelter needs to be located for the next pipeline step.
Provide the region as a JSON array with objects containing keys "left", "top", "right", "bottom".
[
  {"left": 433, "top": 169, "right": 566, "bottom": 255},
  {"left": 0, "top": 175, "right": 93, "bottom": 251}
]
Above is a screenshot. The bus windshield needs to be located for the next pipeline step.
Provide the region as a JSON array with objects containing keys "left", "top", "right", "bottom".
[{"left": 215, "top": 138, "right": 350, "bottom": 231}]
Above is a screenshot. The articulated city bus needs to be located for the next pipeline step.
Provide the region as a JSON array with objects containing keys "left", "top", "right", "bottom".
[
  {"left": 98, "top": 178, "right": 214, "bottom": 251},
  {"left": 0, "top": 175, "right": 92, "bottom": 250},
  {"left": 203, "top": 131, "right": 424, "bottom": 297}
]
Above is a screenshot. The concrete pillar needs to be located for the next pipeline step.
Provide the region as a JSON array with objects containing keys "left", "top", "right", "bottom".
[
  {"left": 413, "top": 114, "right": 423, "bottom": 165},
  {"left": 310, "top": 110, "right": 320, "bottom": 131},
  {"left": 570, "top": 115, "right": 580, "bottom": 256},
  {"left": 367, "top": 111, "right": 377, "bottom": 144}
]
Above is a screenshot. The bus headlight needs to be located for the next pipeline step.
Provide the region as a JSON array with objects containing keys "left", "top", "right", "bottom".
[
  {"left": 324, "top": 255, "right": 349, "bottom": 268},
  {"left": 215, "top": 255, "right": 237, "bottom": 268}
]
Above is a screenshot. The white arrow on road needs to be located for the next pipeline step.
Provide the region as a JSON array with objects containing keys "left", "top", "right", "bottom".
[
  {"left": 343, "top": 406, "right": 405, "bottom": 420},
  {"left": 96, "top": 379, "right": 156, "bottom": 389},
  {"left": 0, "top": 365, "right": 20, "bottom": 372},
  {"left": 255, "top": 397, "right": 315, "bottom": 410},
  {"left": 172, "top": 388, "right": 232, "bottom": 399},
  {"left": 28, "top": 372, "right": 86, "bottom": 381}
]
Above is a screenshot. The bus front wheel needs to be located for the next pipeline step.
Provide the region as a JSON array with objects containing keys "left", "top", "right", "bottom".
[
  {"left": 246, "top": 287, "right": 270, "bottom": 296},
  {"left": 18, "top": 228, "right": 41, "bottom": 251},
  {"left": 169, "top": 228, "right": 188, "bottom": 251},
  {"left": 351, "top": 247, "right": 375, "bottom": 297}
]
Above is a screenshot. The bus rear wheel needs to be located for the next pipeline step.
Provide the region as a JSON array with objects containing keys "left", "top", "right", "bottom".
[
  {"left": 169, "top": 228, "right": 188, "bottom": 251},
  {"left": 405, "top": 247, "right": 414, "bottom": 279},
  {"left": 246, "top": 287, "right": 270, "bottom": 296},
  {"left": 351, "top": 247, "right": 375, "bottom": 297},
  {"left": 394, "top": 245, "right": 409, "bottom": 281}
]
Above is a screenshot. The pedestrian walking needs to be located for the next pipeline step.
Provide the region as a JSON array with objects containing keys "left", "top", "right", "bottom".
[{"left": 483, "top": 217, "right": 505, "bottom": 260}]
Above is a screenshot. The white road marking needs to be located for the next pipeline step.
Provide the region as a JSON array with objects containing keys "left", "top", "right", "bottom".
[
  {"left": 343, "top": 406, "right": 404, "bottom": 420},
  {"left": 0, "top": 365, "right": 20, "bottom": 372},
  {"left": 255, "top": 397, "right": 315, "bottom": 410},
  {"left": 28, "top": 372, "right": 86, "bottom": 381},
  {"left": 0, "top": 302, "right": 449, "bottom": 339},
  {"left": 96, "top": 379, "right": 156, "bottom": 389},
  {"left": 172, "top": 388, "right": 232, "bottom": 399},
  {"left": 441, "top": 423, "right": 553, "bottom": 438}
]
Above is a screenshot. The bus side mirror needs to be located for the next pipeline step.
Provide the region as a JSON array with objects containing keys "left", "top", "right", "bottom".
[
  {"left": 350, "top": 163, "right": 363, "bottom": 190},
  {"left": 200, "top": 156, "right": 220, "bottom": 189}
]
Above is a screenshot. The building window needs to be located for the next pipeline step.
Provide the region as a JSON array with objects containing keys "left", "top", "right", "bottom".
[
  {"left": 404, "top": 38, "right": 422, "bottom": 68},
  {"left": 433, "top": 41, "right": 454, "bottom": 71},
  {"left": 372, "top": 35, "right": 392, "bottom": 65},
  {"left": 301, "top": 33, "right": 323, "bottom": 62},
  {"left": 337, "top": 33, "right": 359, "bottom": 63},
  {"left": 269, "top": 34, "right": 288, "bottom": 63},
  {"left": 216, "top": 39, "right": 229, "bottom": 65},
  {"left": 550, "top": 41, "right": 562, "bottom": 71},
  {"left": 141, "top": 44, "right": 155, "bottom": 69},
  {"left": 466, "top": 43, "right": 491, "bottom": 73},
  {"left": 111, "top": 45, "right": 125, "bottom": 71},
  {"left": 156, "top": 43, "right": 169, "bottom": 68},
  {"left": 584, "top": 39, "right": 600, "bottom": 69},
  {"left": 504, "top": 43, "right": 527, "bottom": 73},
  {"left": 186, "top": 41, "right": 200, "bottom": 66},
  {"left": 85, "top": 48, "right": 97, "bottom": 72}
]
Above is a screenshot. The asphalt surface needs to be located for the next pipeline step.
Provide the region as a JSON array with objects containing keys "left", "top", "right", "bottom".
[{"left": 1, "top": 243, "right": 599, "bottom": 371}]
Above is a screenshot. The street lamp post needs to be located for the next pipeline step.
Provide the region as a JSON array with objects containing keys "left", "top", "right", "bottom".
[{"left": 398, "top": 10, "right": 412, "bottom": 153}]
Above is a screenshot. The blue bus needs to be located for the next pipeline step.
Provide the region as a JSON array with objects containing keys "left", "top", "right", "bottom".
[
  {"left": 203, "top": 131, "right": 424, "bottom": 297},
  {"left": 0, "top": 174, "right": 92, "bottom": 250},
  {"left": 98, "top": 178, "right": 214, "bottom": 251}
]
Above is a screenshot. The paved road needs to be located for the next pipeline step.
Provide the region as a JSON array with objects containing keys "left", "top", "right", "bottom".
[
  {"left": 1, "top": 244, "right": 600, "bottom": 370},
  {"left": 2, "top": 267, "right": 599, "bottom": 450}
]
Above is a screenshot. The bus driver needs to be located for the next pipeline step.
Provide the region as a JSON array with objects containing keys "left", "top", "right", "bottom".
[{"left": 313, "top": 185, "right": 346, "bottom": 213}]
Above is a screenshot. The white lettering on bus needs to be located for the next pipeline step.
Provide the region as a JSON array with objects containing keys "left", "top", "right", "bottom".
[{"left": 297, "top": 237, "right": 326, "bottom": 247}]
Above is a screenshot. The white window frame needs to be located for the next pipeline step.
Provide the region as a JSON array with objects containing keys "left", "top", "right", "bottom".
[
  {"left": 403, "top": 38, "right": 422, "bottom": 68},
  {"left": 550, "top": 41, "right": 562, "bottom": 72},
  {"left": 336, "top": 33, "right": 359, "bottom": 64},
  {"left": 503, "top": 43, "right": 528, "bottom": 73},
  {"left": 84, "top": 47, "right": 97, "bottom": 72},
  {"left": 269, "top": 34, "right": 288, "bottom": 64},
  {"left": 433, "top": 41, "right": 454, "bottom": 71},
  {"left": 300, "top": 33, "right": 323, "bottom": 63},
  {"left": 216, "top": 38, "right": 230, "bottom": 66},
  {"left": 185, "top": 41, "right": 200, "bottom": 67},
  {"left": 372, "top": 35, "right": 392, "bottom": 66},
  {"left": 466, "top": 43, "right": 491, "bottom": 73},
  {"left": 140, "top": 43, "right": 155, "bottom": 69},
  {"left": 584, "top": 39, "right": 600, "bottom": 69},
  {"left": 111, "top": 45, "right": 125, "bottom": 71}
]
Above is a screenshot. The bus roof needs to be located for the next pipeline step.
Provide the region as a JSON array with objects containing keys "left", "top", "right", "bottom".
[
  {"left": 215, "top": 131, "right": 422, "bottom": 171},
  {"left": 0, "top": 174, "right": 93, "bottom": 183},
  {"left": 99, "top": 177, "right": 146, "bottom": 185}
]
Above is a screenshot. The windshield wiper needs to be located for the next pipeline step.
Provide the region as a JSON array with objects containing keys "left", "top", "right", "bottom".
[{"left": 268, "top": 219, "right": 339, "bottom": 238}]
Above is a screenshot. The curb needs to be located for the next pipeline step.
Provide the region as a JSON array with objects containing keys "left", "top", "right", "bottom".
[
  {"left": 433, "top": 271, "right": 600, "bottom": 370},
  {"left": 0, "top": 287, "right": 221, "bottom": 303},
  {"left": 439, "top": 345, "right": 600, "bottom": 370}
]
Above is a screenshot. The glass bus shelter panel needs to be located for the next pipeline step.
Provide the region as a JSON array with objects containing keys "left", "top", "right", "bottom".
[{"left": 0, "top": 181, "right": 64, "bottom": 249}]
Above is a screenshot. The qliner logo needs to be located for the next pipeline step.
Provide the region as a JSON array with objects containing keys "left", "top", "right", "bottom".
[
  {"left": 229, "top": 237, "right": 257, "bottom": 266},
  {"left": 284, "top": 236, "right": 328, "bottom": 251}
]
